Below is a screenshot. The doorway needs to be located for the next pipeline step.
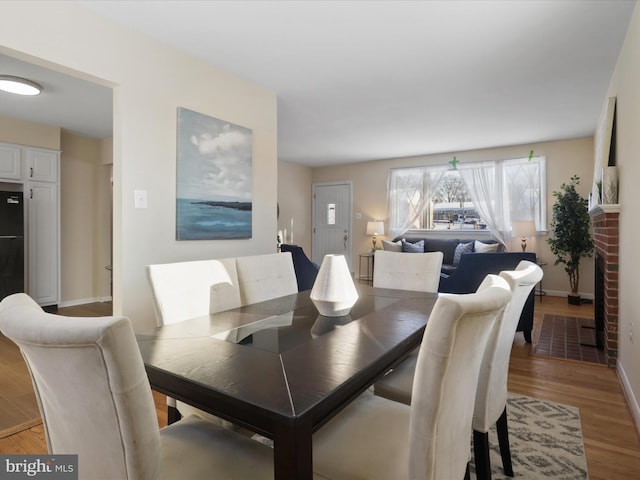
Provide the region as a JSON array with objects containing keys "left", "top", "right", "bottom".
[
  {"left": 312, "top": 182, "right": 353, "bottom": 271},
  {"left": 0, "top": 52, "right": 114, "bottom": 306}
]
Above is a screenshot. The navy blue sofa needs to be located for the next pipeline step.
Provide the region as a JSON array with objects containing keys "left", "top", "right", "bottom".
[
  {"left": 398, "top": 237, "right": 504, "bottom": 275},
  {"left": 439, "top": 251, "right": 537, "bottom": 343},
  {"left": 393, "top": 237, "right": 536, "bottom": 343}
]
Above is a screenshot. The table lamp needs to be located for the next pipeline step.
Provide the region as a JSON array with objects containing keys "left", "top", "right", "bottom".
[
  {"left": 366, "top": 221, "right": 384, "bottom": 251},
  {"left": 511, "top": 221, "right": 536, "bottom": 251}
]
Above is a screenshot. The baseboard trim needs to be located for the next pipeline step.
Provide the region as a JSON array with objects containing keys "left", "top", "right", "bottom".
[
  {"left": 618, "top": 361, "right": 640, "bottom": 439},
  {"left": 59, "top": 296, "right": 112, "bottom": 308},
  {"left": 543, "top": 289, "right": 594, "bottom": 300}
]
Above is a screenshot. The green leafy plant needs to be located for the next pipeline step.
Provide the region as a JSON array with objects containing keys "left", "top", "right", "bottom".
[{"left": 547, "top": 175, "right": 594, "bottom": 296}]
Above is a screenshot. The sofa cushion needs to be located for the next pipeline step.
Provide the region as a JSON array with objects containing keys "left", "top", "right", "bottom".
[
  {"left": 422, "top": 238, "right": 460, "bottom": 265},
  {"left": 474, "top": 240, "right": 500, "bottom": 253},
  {"left": 440, "top": 264, "right": 458, "bottom": 275},
  {"left": 453, "top": 242, "right": 474, "bottom": 266},
  {"left": 382, "top": 239, "right": 402, "bottom": 252},
  {"left": 401, "top": 239, "right": 424, "bottom": 253}
]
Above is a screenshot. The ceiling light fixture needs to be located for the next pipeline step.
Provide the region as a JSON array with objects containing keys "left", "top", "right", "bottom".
[{"left": 0, "top": 75, "right": 43, "bottom": 96}]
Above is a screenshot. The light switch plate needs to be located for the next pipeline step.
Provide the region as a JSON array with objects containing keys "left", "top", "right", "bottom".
[{"left": 134, "top": 190, "right": 148, "bottom": 209}]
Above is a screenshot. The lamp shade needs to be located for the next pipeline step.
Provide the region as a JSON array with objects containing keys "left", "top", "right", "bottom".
[
  {"left": 511, "top": 221, "right": 536, "bottom": 237},
  {"left": 366, "top": 221, "right": 384, "bottom": 236},
  {"left": 310, "top": 254, "right": 359, "bottom": 317}
]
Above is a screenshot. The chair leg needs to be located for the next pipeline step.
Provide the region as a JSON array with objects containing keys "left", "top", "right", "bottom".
[
  {"left": 464, "top": 462, "right": 471, "bottom": 480},
  {"left": 167, "top": 404, "right": 182, "bottom": 425},
  {"left": 473, "top": 430, "right": 492, "bottom": 480},
  {"left": 496, "top": 407, "right": 514, "bottom": 477}
]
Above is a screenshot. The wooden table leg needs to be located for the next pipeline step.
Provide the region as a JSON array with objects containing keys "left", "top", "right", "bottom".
[{"left": 273, "top": 420, "right": 313, "bottom": 480}]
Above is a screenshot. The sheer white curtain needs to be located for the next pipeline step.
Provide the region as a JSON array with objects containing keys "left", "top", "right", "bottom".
[
  {"left": 387, "top": 166, "right": 446, "bottom": 239},
  {"left": 458, "top": 162, "right": 511, "bottom": 248},
  {"left": 503, "top": 157, "right": 546, "bottom": 231}
]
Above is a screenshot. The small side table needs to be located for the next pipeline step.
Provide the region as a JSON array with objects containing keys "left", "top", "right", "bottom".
[
  {"left": 536, "top": 260, "right": 547, "bottom": 302},
  {"left": 359, "top": 252, "right": 374, "bottom": 283}
]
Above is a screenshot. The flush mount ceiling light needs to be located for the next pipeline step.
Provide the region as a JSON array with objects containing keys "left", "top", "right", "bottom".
[{"left": 0, "top": 75, "right": 43, "bottom": 96}]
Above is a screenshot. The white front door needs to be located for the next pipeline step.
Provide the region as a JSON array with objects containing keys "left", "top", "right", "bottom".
[{"left": 312, "top": 182, "right": 353, "bottom": 271}]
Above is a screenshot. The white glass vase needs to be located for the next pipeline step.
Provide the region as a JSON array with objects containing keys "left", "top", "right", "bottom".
[{"left": 310, "top": 254, "right": 359, "bottom": 317}]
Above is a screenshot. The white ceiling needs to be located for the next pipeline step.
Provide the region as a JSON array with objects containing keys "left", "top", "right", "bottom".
[
  {"left": 0, "top": 54, "right": 113, "bottom": 140},
  {"left": 0, "top": 1, "right": 635, "bottom": 167}
]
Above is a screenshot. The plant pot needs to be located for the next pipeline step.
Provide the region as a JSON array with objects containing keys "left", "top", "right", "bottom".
[{"left": 568, "top": 294, "right": 581, "bottom": 305}]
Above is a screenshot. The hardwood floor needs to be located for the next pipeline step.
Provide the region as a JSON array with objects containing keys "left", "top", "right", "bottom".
[
  {"left": 0, "top": 334, "right": 41, "bottom": 435},
  {"left": 0, "top": 297, "right": 638, "bottom": 479},
  {"left": 509, "top": 297, "right": 640, "bottom": 480}
]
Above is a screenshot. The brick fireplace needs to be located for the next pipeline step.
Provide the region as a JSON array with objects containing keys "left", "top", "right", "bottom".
[{"left": 589, "top": 204, "right": 620, "bottom": 367}]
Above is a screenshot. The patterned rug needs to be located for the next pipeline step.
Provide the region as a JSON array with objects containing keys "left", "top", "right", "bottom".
[
  {"left": 470, "top": 393, "right": 588, "bottom": 479},
  {"left": 534, "top": 314, "right": 607, "bottom": 365},
  {"left": 252, "top": 392, "right": 588, "bottom": 479}
]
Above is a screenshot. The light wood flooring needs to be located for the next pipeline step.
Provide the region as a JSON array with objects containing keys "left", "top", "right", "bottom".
[
  {"left": 0, "top": 333, "right": 41, "bottom": 436},
  {"left": 0, "top": 297, "right": 639, "bottom": 479}
]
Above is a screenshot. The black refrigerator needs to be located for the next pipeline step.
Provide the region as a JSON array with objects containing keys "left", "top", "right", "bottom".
[{"left": 0, "top": 191, "right": 24, "bottom": 300}]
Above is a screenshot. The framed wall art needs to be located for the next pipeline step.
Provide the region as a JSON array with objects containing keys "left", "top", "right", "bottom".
[
  {"left": 176, "top": 107, "right": 252, "bottom": 240},
  {"left": 591, "top": 96, "right": 616, "bottom": 207}
]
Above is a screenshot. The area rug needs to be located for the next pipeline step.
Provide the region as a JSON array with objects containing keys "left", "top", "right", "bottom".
[
  {"left": 470, "top": 393, "right": 588, "bottom": 479},
  {"left": 534, "top": 314, "right": 607, "bottom": 365},
  {"left": 252, "top": 392, "right": 588, "bottom": 479}
]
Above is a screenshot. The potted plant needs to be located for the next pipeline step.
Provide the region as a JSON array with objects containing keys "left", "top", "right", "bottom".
[{"left": 547, "top": 175, "right": 594, "bottom": 305}]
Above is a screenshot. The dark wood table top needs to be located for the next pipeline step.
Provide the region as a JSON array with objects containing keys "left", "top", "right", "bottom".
[{"left": 137, "top": 284, "right": 437, "bottom": 479}]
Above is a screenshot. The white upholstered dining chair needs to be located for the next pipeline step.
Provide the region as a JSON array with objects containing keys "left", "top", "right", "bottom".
[
  {"left": 146, "top": 257, "right": 241, "bottom": 424},
  {"left": 0, "top": 293, "right": 275, "bottom": 480},
  {"left": 373, "top": 250, "right": 443, "bottom": 292},
  {"left": 235, "top": 252, "right": 298, "bottom": 305},
  {"left": 312, "top": 275, "right": 512, "bottom": 480},
  {"left": 147, "top": 257, "right": 241, "bottom": 325},
  {"left": 473, "top": 260, "right": 543, "bottom": 480},
  {"left": 372, "top": 261, "right": 543, "bottom": 479}
]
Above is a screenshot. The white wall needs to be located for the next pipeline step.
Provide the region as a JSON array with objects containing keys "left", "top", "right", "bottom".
[
  {"left": 278, "top": 160, "right": 313, "bottom": 254},
  {"left": 0, "top": 1, "right": 278, "bottom": 330},
  {"left": 60, "top": 131, "right": 103, "bottom": 305},
  {"left": 0, "top": 114, "right": 60, "bottom": 149},
  {"left": 604, "top": 2, "right": 640, "bottom": 434}
]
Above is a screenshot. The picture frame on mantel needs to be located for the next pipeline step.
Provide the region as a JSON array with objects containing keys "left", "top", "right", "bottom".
[
  {"left": 591, "top": 96, "right": 617, "bottom": 207},
  {"left": 176, "top": 107, "right": 253, "bottom": 240}
]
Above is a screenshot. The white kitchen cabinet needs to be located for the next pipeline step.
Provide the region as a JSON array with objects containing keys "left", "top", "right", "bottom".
[
  {"left": 26, "top": 148, "right": 58, "bottom": 183},
  {"left": 0, "top": 142, "right": 60, "bottom": 306},
  {"left": 27, "top": 181, "right": 59, "bottom": 306}
]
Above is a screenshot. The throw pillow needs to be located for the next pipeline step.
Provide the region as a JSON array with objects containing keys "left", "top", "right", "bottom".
[
  {"left": 401, "top": 239, "right": 424, "bottom": 253},
  {"left": 382, "top": 239, "right": 402, "bottom": 252},
  {"left": 474, "top": 240, "right": 500, "bottom": 253},
  {"left": 453, "top": 241, "right": 473, "bottom": 265}
]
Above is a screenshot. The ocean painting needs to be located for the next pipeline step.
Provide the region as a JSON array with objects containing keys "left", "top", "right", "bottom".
[{"left": 176, "top": 108, "right": 252, "bottom": 240}]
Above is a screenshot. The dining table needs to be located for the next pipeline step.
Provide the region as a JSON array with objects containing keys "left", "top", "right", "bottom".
[{"left": 136, "top": 283, "right": 438, "bottom": 480}]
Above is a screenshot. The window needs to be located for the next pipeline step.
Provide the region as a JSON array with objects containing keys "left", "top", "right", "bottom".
[
  {"left": 431, "top": 171, "right": 477, "bottom": 230},
  {"left": 388, "top": 156, "right": 546, "bottom": 243}
]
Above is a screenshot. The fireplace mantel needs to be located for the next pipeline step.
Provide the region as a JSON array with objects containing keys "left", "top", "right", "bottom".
[{"left": 589, "top": 204, "right": 621, "bottom": 217}]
